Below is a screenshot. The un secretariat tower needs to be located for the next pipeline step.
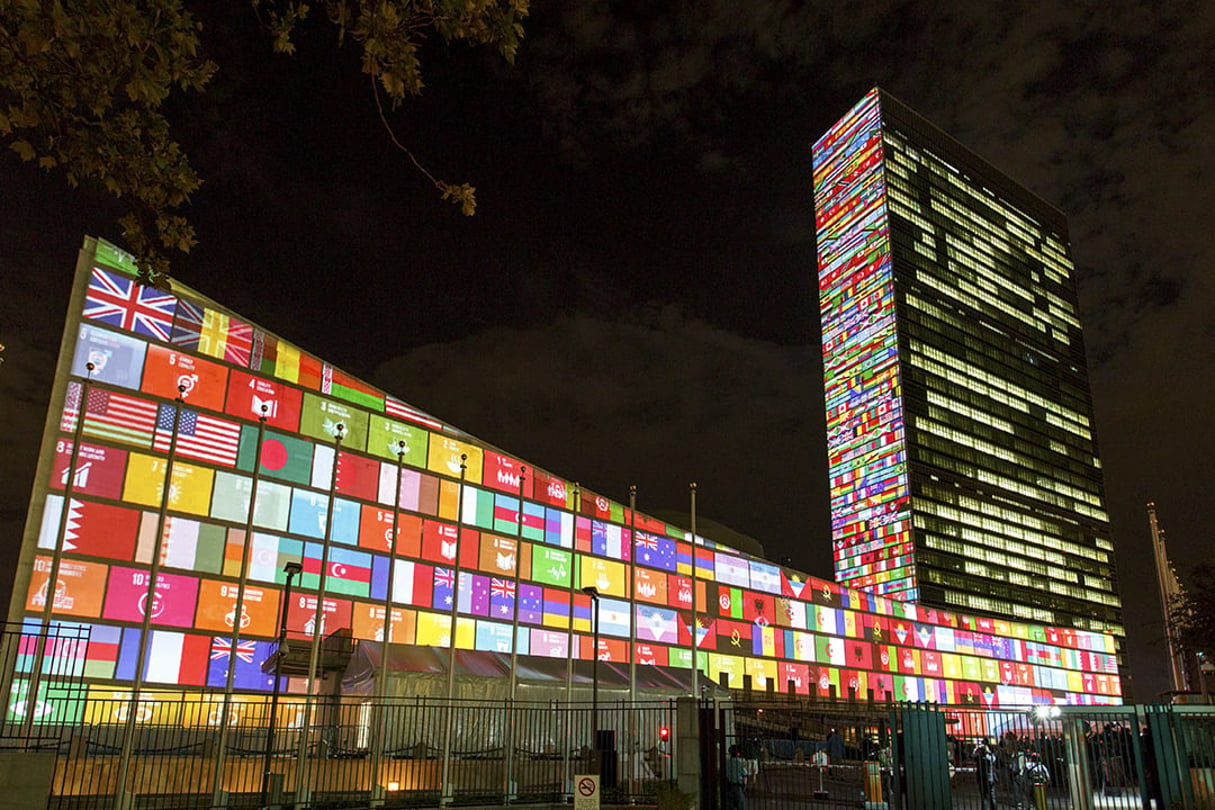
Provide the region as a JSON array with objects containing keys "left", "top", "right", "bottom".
[{"left": 812, "top": 88, "right": 1126, "bottom": 657}]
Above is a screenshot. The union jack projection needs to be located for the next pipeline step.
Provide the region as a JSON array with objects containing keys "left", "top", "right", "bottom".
[{"left": 83, "top": 267, "right": 177, "bottom": 342}]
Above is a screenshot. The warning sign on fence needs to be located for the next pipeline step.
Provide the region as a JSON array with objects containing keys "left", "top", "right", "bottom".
[{"left": 573, "top": 774, "right": 600, "bottom": 810}]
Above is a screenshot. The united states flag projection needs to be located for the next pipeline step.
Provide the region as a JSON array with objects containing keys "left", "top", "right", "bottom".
[
  {"left": 83, "top": 267, "right": 177, "bottom": 342},
  {"left": 384, "top": 396, "right": 443, "bottom": 430},
  {"left": 153, "top": 405, "right": 241, "bottom": 466}
]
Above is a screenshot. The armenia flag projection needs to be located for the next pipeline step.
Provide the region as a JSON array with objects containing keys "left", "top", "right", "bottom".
[{"left": 6, "top": 236, "right": 1123, "bottom": 719}]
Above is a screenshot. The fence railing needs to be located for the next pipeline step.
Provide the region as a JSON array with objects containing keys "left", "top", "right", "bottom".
[
  {"left": 708, "top": 698, "right": 1215, "bottom": 810},
  {"left": 22, "top": 695, "right": 677, "bottom": 809},
  {"left": 0, "top": 621, "right": 90, "bottom": 748}
]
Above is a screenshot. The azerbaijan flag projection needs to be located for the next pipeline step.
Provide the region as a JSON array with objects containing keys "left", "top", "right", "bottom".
[{"left": 7, "top": 237, "right": 1123, "bottom": 718}]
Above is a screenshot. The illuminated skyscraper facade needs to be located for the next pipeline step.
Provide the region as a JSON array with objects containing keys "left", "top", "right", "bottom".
[{"left": 813, "top": 89, "right": 1126, "bottom": 654}]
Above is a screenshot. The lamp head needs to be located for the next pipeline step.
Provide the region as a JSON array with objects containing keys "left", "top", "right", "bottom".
[
  {"left": 283, "top": 560, "right": 303, "bottom": 576},
  {"left": 580, "top": 586, "right": 599, "bottom": 599}
]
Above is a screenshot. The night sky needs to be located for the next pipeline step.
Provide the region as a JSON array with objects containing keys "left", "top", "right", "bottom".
[{"left": 2, "top": 2, "right": 1212, "bottom": 701}]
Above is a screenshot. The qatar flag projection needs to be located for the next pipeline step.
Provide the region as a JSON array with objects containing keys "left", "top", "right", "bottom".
[{"left": 6, "top": 237, "right": 1122, "bottom": 721}]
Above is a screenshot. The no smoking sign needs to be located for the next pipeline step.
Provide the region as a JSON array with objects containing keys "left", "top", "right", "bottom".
[{"left": 573, "top": 774, "right": 599, "bottom": 810}]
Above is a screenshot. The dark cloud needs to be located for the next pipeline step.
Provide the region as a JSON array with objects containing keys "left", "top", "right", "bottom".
[{"left": 373, "top": 308, "right": 830, "bottom": 572}]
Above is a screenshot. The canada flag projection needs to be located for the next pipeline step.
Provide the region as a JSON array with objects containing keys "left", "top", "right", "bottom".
[{"left": 7, "top": 237, "right": 1123, "bottom": 711}]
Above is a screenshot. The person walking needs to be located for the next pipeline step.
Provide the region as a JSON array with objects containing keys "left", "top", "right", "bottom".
[
  {"left": 826, "top": 728, "right": 845, "bottom": 775},
  {"left": 973, "top": 738, "right": 998, "bottom": 810},
  {"left": 725, "top": 744, "right": 747, "bottom": 810}
]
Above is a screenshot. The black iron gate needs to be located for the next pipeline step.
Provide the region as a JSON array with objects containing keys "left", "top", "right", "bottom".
[{"left": 702, "top": 698, "right": 897, "bottom": 810}]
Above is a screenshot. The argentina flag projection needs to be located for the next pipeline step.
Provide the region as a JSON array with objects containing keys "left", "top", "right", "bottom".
[{"left": 5, "top": 236, "right": 1123, "bottom": 727}]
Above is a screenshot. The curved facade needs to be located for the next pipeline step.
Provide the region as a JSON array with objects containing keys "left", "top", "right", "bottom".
[{"left": 5, "top": 237, "right": 1121, "bottom": 727}]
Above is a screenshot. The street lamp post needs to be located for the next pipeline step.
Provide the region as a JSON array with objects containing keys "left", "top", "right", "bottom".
[
  {"left": 263, "top": 560, "right": 302, "bottom": 808},
  {"left": 581, "top": 586, "right": 600, "bottom": 773}
]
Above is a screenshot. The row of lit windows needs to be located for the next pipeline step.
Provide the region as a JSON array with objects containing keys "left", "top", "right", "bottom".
[
  {"left": 885, "top": 175, "right": 1053, "bottom": 305},
  {"left": 916, "top": 495, "right": 1077, "bottom": 572},
  {"left": 906, "top": 338, "right": 1093, "bottom": 440},
  {"left": 902, "top": 287, "right": 1086, "bottom": 398},
  {"left": 938, "top": 233, "right": 1076, "bottom": 341},
  {"left": 913, "top": 378, "right": 1100, "bottom": 492},
  {"left": 914, "top": 497, "right": 1074, "bottom": 574},
  {"left": 912, "top": 436, "right": 1074, "bottom": 519},
  {"left": 913, "top": 398, "right": 1108, "bottom": 507},
  {"left": 917, "top": 256, "right": 1051, "bottom": 343},
  {"left": 957, "top": 555, "right": 1116, "bottom": 606},
  {"left": 924, "top": 387, "right": 1016, "bottom": 435},
  {"left": 913, "top": 344, "right": 1098, "bottom": 454},
  {"left": 942, "top": 491, "right": 1109, "bottom": 567},
  {"left": 942, "top": 248, "right": 1041, "bottom": 326},
  {"left": 973, "top": 463, "right": 1109, "bottom": 522},
  {"left": 926, "top": 560, "right": 1121, "bottom": 626},
  {"left": 942, "top": 588, "right": 1056, "bottom": 625},
  {"left": 941, "top": 230, "right": 1035, "bottom": 305},
  {"left": 903, "top": 323, "right": 1102, "bottom": 475},
  {"left": 918, "top": 149, "right": 1059, "bottom": 258},
  {"left": 920, "top": 530, "right": 1063, "bottom": 583},
  {"left": 884, "top": 133, "right": 1071, "bottom": 270},
  {"left": 884, "top": 148, "right": 1079, "bottom": 323},
  {"left": 1043, "top": 288, "right": 1081, "bottom": 329},
  {"left": 913, "top": 408, "right": 1104, "bottom": 504}
]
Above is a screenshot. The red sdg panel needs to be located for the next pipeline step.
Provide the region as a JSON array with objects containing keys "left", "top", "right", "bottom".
[
  {"left": 141, "top": 345, "right": 229, "bottom": 411},
  {"left": 51, "top": 441, "right": 127, "bottom": 501},
  {"left": 225, "top": 369, "right": 303, "bottom": 431}
]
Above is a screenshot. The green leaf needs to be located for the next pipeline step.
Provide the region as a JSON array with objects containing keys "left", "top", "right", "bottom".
[{"left": 10, "top": 140, "right": 36, "bottom": 161}]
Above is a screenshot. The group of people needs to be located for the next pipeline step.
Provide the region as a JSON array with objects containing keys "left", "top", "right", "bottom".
[
  {"left": 724, "top": 728, "right": 847, "bottom": 810},
  {"left": 973, "top": 737, "right": 1051, "bottom": 809}
]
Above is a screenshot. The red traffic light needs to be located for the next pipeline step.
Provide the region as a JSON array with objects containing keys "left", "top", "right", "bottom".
[{"left": 659, "top": 726, "right": 670, "bottom": 741}]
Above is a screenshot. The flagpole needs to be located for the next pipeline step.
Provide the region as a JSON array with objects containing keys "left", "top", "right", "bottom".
[
  {"left": 297, "top": 423, "right": 345, "bottom": 803},
  {"left": 690, "top": 483, "right": 699, "bottom": 701},
  {"left": 115, "top": 385, "right": 186, "bottom": 807},
  {"left": 22, "top": 364, "right": 94, "bottom": 736},
  {"left": 627, "top": 484, "right": 638, "bottom": 798},
  {"left": 372, "top": 440, "right": 407, "bottom": 798},
  {"left": 508, "top": 466, "right": 526, "bottom": 700},
  {"left": 561, "top": 483, "right": 580, "bottom": 800},
  {"left": 503, "top": 465, "right": 526, "bottom": 802},
  {"left": 439, "top": 454, "right": 467, "bottom": 807},
  {"left": 210, "top": 404, "right": 269, "bottom": 804}
]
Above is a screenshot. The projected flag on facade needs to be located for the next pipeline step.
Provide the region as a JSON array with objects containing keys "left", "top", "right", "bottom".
[
  {"left": 84, "top": 267, "right": 177, "bottom": 341},
  {"left": 61, "top": 383, "right": 158, "bottom": 447},
  {"left": 153, "top": 405, "right": 241, "bottom": 466}
]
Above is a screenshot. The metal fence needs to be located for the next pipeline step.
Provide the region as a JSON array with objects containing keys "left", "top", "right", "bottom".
[
  {"left": 28, "top": 695, "right": 677, "bottom": 809},
  {"left": 0, "top": 622, "right": 90, "bottom": 748},
  {"left": 5, "top": 690, "right": 1215, "bottom": 809},
  {"left": 704, "top": 698, "right": 1215, "bottom": 810},
  {"left": 701, "top": 697, "right": 898, "bottom": 810}
]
